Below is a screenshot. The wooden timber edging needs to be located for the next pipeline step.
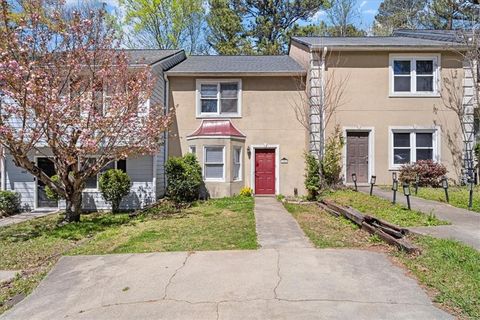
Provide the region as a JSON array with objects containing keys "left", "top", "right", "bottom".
[{"left": 319, "top": 200, "right": 420, "bottom": 254}]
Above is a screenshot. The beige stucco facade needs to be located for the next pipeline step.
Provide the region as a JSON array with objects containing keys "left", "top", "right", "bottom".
[
  {"left": 168, "top": 76, "right": 308, "bottom": 198},
  {"left": 289, "top": 40, "right": 465, "bottom": 185}
]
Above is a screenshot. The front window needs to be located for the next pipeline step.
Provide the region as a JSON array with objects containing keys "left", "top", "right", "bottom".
[
  {"left": 392, "top": 131, "right": 436, "bottom": 167},
  {"left": 391, "top": 55, "right": 439, "bottom": 96},
  {"left": 84, "top": 159, "right": 127, "bottom": 190},
  {"left": 197, "top": 80, "right": 241, "bottom": 117},
  {"left": 204, "top": 146, "right": 225, "bottom": 181},
  {"left": 233, "top": 147, "right": 242, "bottom": 181}
]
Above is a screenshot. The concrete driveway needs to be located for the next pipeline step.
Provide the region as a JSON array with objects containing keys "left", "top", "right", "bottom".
[{"left": 1, "top": 249, "right": 451, "bottom": 320}]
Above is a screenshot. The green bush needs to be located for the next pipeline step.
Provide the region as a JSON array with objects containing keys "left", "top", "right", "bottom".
[
  {"left": 45, "top": 175, "right": 63, "bottom": 201},
  {"left": 0, "top": 190, "right": 21, "bottom": 216},
  {"left": 239, "top": 187, "right": 253, "bottom": 197},
  {"left": 99, "top": 169, "right": 131, "bottom": 213},
  {"left": 165, "top": 153, "right": 202, "bottom": 203},
  {"left": 304, "top": 153, "right": 321, "bottom": 201},
  {"left": 321, "top": 127, "right": 344, "bottom": 187}
]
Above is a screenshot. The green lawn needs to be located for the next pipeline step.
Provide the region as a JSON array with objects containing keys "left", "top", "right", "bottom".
[
  {"left": 322, "top": 189, "right": 448, "bottom": 227},
  {"left": 396, "top": 236, "right": 480, "bottom": 318},
  {"left": 415, "top": 186, "right": 480, "bottom": 213},
  {"left": 284, "top": 198, "right": 480, "bottom": 319},
  {"left": 0, "top": 196, "right": 256, "bottom": 314}
]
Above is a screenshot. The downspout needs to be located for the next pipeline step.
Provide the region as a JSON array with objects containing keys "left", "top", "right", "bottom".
[{"left": 163, "top": 72, "right": 170, "bottom": 195}]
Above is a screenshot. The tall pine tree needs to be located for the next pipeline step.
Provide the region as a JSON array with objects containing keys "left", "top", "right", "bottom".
[{"left": 207, "top": 0, "right": 329, "bottom": 55}]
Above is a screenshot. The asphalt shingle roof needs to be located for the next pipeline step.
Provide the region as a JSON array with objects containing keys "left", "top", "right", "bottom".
[
  {"left": 166, "top": 55, "right": 305, "bottom": 75},
  {"left": 292, "top": 36, "right": 458, "bottom": 48},
  {"left": 392, "top": 29, "right": 462, "bottom": 42},
  {"left": 123, "top": 49, "right": 182, "bottom": 65}
]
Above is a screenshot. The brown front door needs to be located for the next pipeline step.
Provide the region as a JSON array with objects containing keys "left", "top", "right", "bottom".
[
  {"left": 346, "top": 132, "right": 369, "bottom": 183},
  {"left": 255, "top": 149, "right": 275, "bottom": 195}
]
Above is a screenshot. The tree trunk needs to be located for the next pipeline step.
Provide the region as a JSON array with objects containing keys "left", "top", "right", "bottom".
[{"left": 65, "top": 191, "right": 82, "bottom": 222}]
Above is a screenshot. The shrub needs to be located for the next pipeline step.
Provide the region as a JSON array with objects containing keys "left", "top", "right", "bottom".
[
  {"left": 321, "top": 127, "right": 344, "bottom": 187},
  {"left": 399, "top": 160, "right": 447, "bottom": 187},
  {"left": 165, "top": 153, "right": 202, "bottom": 203},
  {"left": 99, "top": 169, "right": 131, "bottom": 213},
  {"left": 239, "top": 187, "right": 253, "bottom": 197},
  {"left": 0, "top": 191, "right": 21, "bottom": 216},
  {"left": 45, "top": 175, "right": 63, "bottom": 201},
  {"left": 304, "top": 153, "right": 321, "bottom": 201}
]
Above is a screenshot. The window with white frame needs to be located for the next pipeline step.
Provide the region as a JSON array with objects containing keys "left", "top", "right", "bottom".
[
  {"left": 204, "top": 146, "right": 224, "bottom": 180},
  {"left": 197, "top": 80, "right": 241, "bottom": 117},
  {"left": 233, "top": 147, "right": 242, "bottom": 181},
  {"left": 189, "top": 145, "right": 196, "bottom": 155},
  {"left": 84, "top": 159, "right": 127, "bottom": 190},
  {"left": 392, "top": 130, "right": 437, "bottom": 167},
  {"left": 390, "top": 55, "right": 439, "bottom": 95}
]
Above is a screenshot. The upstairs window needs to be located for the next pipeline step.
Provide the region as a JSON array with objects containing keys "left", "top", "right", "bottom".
[
  {"left": 197, "top": 80, "right": 241, "bottom": 117},
  {"left": 390, "top": 55, "right": 439, "bottom": 96}
]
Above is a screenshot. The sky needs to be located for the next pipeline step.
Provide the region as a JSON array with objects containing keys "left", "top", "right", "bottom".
[
  {"left": 313, "top": 0, "right": 383, "bottom": 30},
  {"left": 67, "top": 0, "right": 384, "bottom": 31}
]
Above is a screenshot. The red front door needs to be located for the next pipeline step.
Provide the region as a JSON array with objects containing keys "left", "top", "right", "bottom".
[{"left": 255, "top": 149, "right": 275, "bottom": 195}]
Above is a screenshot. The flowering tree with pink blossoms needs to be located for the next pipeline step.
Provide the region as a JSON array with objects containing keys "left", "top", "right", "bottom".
[{"left": 0, "top": 0, "right": 172, "bottom": 222}]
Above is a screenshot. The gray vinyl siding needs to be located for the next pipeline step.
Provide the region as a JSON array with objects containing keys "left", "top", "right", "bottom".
[
  {"left": 4, "top": 151, "right": 155, "bottom": 211},
  {"left": 4, "top": 154, "right": 35, "bottom": 211}
]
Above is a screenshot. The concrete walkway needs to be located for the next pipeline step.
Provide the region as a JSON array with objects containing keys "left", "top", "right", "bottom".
[
  {"left": 254, "top": 197, "right": 312, "bottom": 248},
  {"left": 360, "top": 186, "right": 480, "bottom": 250},
  {"left": 0, "top": 249, "right": 451, "bottom": 320},
  {"left": 0, "top": 210, "right": 58, "bottom": 228}
]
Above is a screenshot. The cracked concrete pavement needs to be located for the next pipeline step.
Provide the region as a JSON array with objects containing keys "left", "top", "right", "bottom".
[{"left": 0, "top": 249, "right": 452, "bottom": 320}]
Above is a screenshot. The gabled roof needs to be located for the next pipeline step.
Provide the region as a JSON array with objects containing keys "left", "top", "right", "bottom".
[
  {"left": 166, "top": 55, "right": 305, "bottom": 76},
  {"left": 123, "top": 49, "right": 183, "bottom": 65},
  {"left": 187, "top": 120, "right": 246, "bottom": 139},
  {"left": 291, "top": 36, "right": 463, "bottom": 50}
]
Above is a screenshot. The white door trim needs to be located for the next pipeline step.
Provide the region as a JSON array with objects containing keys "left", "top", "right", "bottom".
[
  {"left": 342, "top": 127, "right": 375, "bottom": 185},
  {"left": 250, "top": 144, "right": 280, "bottom": 195}
]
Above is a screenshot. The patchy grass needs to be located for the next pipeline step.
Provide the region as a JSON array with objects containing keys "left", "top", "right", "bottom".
[
  {"left": 283, "top": 202, "right": 387, "bottom": 249},
  {"left": 322, "top": 189, "right": 448, "bottom": 227},
  {"left": 395, "top": 236, "right": 480, "bottom": 318},
  {"left": 72, "top": 196, "right": 256, "bottom": 254},
  {"left": 0, "top": 196, "right": 256, "bottom": 314},
  {"left": 415, "top": 186, "right": 480, "bottom": 213}
]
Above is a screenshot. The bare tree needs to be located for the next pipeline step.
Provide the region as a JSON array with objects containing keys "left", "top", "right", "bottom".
[
  {"left": 326, "top": 0, "right": 360, "bottom": 36},
  {"left": 290, "top": 51, "right": 349, "bottom": 187}
]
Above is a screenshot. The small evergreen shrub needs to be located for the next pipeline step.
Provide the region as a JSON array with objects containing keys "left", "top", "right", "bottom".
[
  {"left": 239, "top": 187, "right": 253, "bottom": 197},
  {"left": 45, "top": 175, "right": 63, "bottom": 201},
  {"left": 99, "top": 169, "right": 131, "bottom": 213},
  {"left": 165, "top": 153, "right": 202, "bottom": 203},
  {"left": 304, "top": 153, "right": 321, "bottom": 200},
  {"left": 321, "top": 127, "right": 345, "bottom": 187},
  {"left": 399, "top": 160, "right": 447, "bottom": 187},
  {"left": 0, "top": 191, "right": 21, "bottom": 216}
]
